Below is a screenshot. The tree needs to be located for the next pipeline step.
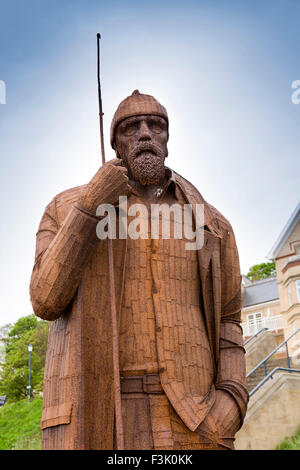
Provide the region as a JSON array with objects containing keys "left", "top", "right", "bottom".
[
  {"left": 0, "top": 323, "right": 11, "bottom": 364},
  {"left": 246, "top": 262, "right": 276, "bottom": 282},
  {"left": 0, "top": 315, "right": 49, "bottom": 402}
]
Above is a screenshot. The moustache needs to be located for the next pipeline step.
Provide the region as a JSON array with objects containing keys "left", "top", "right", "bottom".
[{"left": 129, "top": 142, "right": 165, "bottom": 161}]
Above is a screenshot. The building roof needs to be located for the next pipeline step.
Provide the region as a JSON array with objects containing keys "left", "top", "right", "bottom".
[
  {"left": 242, "top": 277, "right": 279, "bottom": 308},
  {"left": 267, "top": 201, "right": 300, "bottom": 260}
]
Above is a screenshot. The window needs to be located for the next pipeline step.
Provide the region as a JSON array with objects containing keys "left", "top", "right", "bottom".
[
  {"left": 246, "top": 312, "right": 263, "bottom": 335},
  {"left": 296, "top": 280, "right": 300, "bottom": 303}
]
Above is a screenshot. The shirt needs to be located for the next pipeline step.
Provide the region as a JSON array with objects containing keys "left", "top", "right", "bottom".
[{"left": 119, "top": 168, "right": 215, "bottom": 400}]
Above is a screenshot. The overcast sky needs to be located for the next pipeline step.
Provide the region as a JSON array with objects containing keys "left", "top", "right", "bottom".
[{"left": 0, "top": 0, "right": 299, "bottom": 327}]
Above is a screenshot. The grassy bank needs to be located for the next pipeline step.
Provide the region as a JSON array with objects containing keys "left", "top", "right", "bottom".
[
  {"left": 0, "top": 398, "right": 42, "bottom": 450},
  {"left": 276, "top": 429, "right": 300, "bottom": 450}
]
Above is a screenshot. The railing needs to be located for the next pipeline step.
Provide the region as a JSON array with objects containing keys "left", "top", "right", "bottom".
[
  {"left": 247, "top": 327, "right": 300, "bottom": 382},
  {"left": 249, "top": 367, "right": 300, "bottom": 397},
  {"left": 242, "top": 315, "right": 283, "bottom": 338},
  {"left": 244, "top": 327, "right": 268, "bottom": 346}
]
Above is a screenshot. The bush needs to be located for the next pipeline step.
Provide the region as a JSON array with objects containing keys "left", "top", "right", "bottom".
[{"left": 276, "top": 428, "right": 300, "bottom": 450}]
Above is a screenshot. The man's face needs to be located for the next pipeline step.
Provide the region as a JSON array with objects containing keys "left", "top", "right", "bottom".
[{"left": 114, "top": 114, "right": 168, "bottom": 186}]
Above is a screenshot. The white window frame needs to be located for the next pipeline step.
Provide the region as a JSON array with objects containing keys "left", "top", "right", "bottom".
[
  {"left": 296, "top": 280, "right": 300, "bottom": 303},
  {"left": 246, "top": 312, "right": 263, "bottom": 334}
]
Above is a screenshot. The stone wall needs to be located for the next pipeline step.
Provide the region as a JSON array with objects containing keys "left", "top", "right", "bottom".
[
  {"left": 235, "top": 370, "right": 300, "bottom": 450},
  {"left": 245, "top": 329, "right": 278, "bottom": 375}
]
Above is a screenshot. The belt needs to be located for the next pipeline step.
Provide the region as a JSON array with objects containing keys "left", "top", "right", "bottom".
[{"left": 120, "top": 374, "right": 164, "bottom": 394}]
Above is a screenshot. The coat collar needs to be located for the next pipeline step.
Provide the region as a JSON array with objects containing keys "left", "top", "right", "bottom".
[{"left": 170, "top": 168, "right": 223, "bottom": 239}]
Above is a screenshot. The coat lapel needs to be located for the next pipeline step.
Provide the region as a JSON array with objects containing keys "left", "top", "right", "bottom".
[{"left": 175, "top": 174, "right": 223, "bottom": 366}]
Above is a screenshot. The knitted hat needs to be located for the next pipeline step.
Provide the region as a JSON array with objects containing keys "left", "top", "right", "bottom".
[{"left": 110, "top": 90, "right": 168, "bottom": 148}]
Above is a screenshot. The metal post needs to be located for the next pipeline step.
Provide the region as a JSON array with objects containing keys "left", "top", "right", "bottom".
[
  {"left": 286, "top": 342, "right": 291, "bottom": 369},
  {"left": 263, "top": 361, "right": 267, "bottom": 377}
]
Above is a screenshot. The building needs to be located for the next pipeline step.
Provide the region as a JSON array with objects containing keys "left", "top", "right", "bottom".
[
  {"left": 236, "top": 202, "right": 300, "bottom": 450},
  {"left": 241, "top": 201, "right": 300, "bottom": 349}
]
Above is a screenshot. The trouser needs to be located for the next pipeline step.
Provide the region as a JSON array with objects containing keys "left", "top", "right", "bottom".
[{"left": 117, "top": 374, "right": 235, "bottom": 450}]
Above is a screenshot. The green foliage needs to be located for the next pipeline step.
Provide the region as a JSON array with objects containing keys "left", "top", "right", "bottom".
[
  {"left": 276, "top": 428, "right": 300, "bottom": 450},
  {"left": 246, "top": 262, "right": 276, "bottom": 281},
  {"left": 0, "top": 314, "right": 49, "bottom": 402},
  {"left": 0, "top": 398, "right": 42, "bottom": 450}
]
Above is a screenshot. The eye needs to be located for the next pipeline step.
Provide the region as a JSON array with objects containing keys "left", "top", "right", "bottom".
[
  {"left": 118, "top": 121, "right": 138, "bottom": 136},
  {"left": 123, "top": 122, "right": 139, "bottom": 136},
  {"left": 149, "top": 118, "right": 167, "bottom": 134}
]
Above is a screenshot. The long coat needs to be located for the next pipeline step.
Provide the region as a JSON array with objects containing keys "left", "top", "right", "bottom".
[{"left": 30, "top": 169, "right": 242, "bottom": 450}]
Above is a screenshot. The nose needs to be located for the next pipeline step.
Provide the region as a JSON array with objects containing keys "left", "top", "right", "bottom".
[{"left": 138, "top": 120, "right": 151, "bottom": 141}]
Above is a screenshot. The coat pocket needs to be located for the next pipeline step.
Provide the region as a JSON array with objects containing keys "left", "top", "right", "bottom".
[{"left": 41, "top": 402, "right": 73, "bottom": 429}]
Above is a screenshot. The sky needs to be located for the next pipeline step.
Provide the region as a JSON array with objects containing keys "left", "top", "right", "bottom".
[{"left": 0, "top": 0, "right": 299, "bottom": 327}]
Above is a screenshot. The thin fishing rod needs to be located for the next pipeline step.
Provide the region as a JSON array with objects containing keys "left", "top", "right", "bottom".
[{"left": 96, "top": 32, "right": 125, "bottom": 450}]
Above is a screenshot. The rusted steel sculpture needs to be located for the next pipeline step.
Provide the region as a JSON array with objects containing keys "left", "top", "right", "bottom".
[{"left": 30, "top": 89, "right": 248, "bottom": 450}]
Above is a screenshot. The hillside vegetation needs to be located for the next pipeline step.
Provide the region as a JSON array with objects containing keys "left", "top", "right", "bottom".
[{"left": 0, "top": 398, "right": 42, "bottom": 450}]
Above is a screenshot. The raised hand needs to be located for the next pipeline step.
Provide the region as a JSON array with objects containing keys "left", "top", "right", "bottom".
[{"left": 77, "top": 158, "right": 131, "bottom": 213}]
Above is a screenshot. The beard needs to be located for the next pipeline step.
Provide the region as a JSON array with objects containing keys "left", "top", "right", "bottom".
[{"left": 126, "top": 142, "right": 166, "bottom": 186}]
